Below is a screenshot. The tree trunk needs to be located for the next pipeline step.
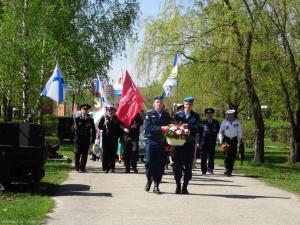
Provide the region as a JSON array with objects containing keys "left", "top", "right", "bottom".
[
  {"left": 281, "top": 32, "right": 300, "bottom": 163},
  {"left": 244, "top": 32, "right": 265, "bottom": 163},
  {"left": 36, "top": 34, "right": 46, "bottom": 124},
  {"left": 3, "top": 94, "right": 12, "bottom": 122},
  {"left": 71, "top": 93, "right": 76, "bottom": 116},
  {"left": 224, "top": 0, "right": 265, "bottom": 163},
  {"left": 22, "top": 0, "right": 29, "bottom": 122}
]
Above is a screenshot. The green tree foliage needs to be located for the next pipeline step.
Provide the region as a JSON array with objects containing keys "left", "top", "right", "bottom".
[
  {"left": 0, "top": 0, "right": 139, "bottom": 122},
  {"left": 136, "top": 0, "right": 300, "bottom": 163}
]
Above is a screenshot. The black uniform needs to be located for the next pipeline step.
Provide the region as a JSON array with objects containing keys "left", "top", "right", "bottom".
[
  {"left": 200, "top": 119, "right": 220, "bottom": 174},
  {"left": 74, "top": 115, "right": 96, "bottom": 171},
  {"left": 98, "top": 114, "right": 121, "bottom": 172},
  {"left": 121, "top": 113, "right": 143, "bottom": 173}
]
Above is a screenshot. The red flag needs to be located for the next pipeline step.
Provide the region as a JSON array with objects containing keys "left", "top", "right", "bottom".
[{"left": 116, "top": 70, "right": 144, "bottom": 127}]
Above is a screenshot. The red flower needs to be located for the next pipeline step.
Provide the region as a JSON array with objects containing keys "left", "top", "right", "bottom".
[
  {"left": 181, "top": 132, "right": 186, "bottom": 137},
  {"left": 183, "top": 124, "right": 189, "bottom": 129},
  {"left": 162, "top": 129, "right": 168, "bottom": 135},
  {"left": 173, "top": 131, "right": 177, "bottom": 135}
]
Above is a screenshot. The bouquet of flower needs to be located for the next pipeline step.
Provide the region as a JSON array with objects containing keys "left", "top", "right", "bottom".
[
  {"left": 162, "top": 124, "right": 190, "bottom": 146},
  {"left": 220, "top": 144, "right": 230, "bottom": 153}
]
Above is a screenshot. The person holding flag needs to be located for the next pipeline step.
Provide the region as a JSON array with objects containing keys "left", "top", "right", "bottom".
[
  {"left": 98, "top": 105, "right": 122, "bottom": 173},
  {"left": 116, "top": 70, "right": 144, "bottom": 174}
]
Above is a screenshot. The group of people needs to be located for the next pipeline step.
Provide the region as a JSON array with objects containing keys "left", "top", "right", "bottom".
[
  {"left": 73, "top": 104, "right": 143, "bottom": 174},
  {"left": 72, "top": 95, "right": 243, "bottom": 195}
]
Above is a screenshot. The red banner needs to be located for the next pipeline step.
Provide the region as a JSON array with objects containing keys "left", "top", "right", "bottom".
[{"left": 116, "top": 70, "right": 144, "bottom": 127}]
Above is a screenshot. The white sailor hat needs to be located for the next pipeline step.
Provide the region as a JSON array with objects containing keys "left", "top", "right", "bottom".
[{"left": 225, "top": 109, "right": 236, "bottom": 114}]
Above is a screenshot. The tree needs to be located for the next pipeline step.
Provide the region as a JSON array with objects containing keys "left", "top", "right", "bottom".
[{"left": 0, "top": 0, "right": 139, "bottom": 122}]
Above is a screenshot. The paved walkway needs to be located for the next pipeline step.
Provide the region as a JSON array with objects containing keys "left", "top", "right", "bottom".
[{"left": 47, "top": 160, "right": 300, "bottom": 225}]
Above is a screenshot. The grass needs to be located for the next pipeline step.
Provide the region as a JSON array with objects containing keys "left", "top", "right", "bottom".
[
  {"left": 215, "top": 138, "right": 300, "bottom": 194},
  {"left": 0, "top": 137, "right": 74, "bottom": 225}
]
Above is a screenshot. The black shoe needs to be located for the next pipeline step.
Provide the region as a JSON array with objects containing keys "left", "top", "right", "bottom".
[
  {"left": 80, "top": 168, "right": 86, "bottom": 173},
  {"left": 105, "top": 169, "right": 109, "bottom": 173},
  {"left": 125, "top": 169, "right": 130, "bottom": 173},
  {"left": 133, "top": 168, "right": 138, "bottom": 173},
  {"left": 201, "top": 172, "right": 207, "bottom": 175},
  {"left": 175, "top": 184, "right": 181, "bottom": 194},
  {"left": 111, "top": 169, "right": 115, "bottom": 173},
  {"left": 145, "top": 177, "right": 152, "bottom": 192},
  {"left": 182, "top": 184, "right": 189, "bottom": 195},
  {"left": 224, "top": 172, "right": 232, "bottom": 177},
  {"left": 153, "top": 186, "right": 161, "bottom": 194},
  {"left": 75, "top": 167, "right": 79, "bottom": 172}
]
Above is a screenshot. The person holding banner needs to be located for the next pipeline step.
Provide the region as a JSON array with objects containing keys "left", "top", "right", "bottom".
[
  {"left": 144, "top": 96, "right": 172, "bottom": 194},
  {"left": 98, "top": 105, "right": 122, "bottom": 173},
  {"left": 121, "top": 112, "right": 143, "bottom": 173}
]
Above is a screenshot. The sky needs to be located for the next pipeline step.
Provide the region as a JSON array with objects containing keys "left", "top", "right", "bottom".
[
  {"left": 107, "top": 0, "right": 192, "bottom": 87},
  {"left": 107, "top": 0, "right": 163, "bottom": 87}
]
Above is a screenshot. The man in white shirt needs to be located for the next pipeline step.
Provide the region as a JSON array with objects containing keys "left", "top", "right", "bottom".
[{"left": 218, "top": 109, "right": 243, "bottom": 176}]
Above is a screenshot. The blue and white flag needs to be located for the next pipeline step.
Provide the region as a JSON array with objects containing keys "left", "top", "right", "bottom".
[
  {"left": 163, "top": 53, "right": 178, "bottom": 97},
  {"left": 41, "top": 61, "right": 66, "bottom": 104},
  {"left": 93, "top": 75, "right": 111, "bottom": 127},
  {"left": 96, "top": 75, "right": 110, "bottom": 112}
]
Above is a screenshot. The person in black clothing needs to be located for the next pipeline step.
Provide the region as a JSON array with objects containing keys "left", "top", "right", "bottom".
[
  {"left": 98, "top": 105, "right": 121, "bottom": 173},
  {"left": 73, "top": 104, "right": 96, "bottom": 172},
  {"left": 200, "top": 108, "right": 220, "bottom": 174},
  {"left": 120, "top": 112, "right": 143, "bottom": 173}
]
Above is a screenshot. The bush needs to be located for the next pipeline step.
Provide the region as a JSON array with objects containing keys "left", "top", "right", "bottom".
[{"left": 43, "top": 116, "right": 58, "bottom": 136}]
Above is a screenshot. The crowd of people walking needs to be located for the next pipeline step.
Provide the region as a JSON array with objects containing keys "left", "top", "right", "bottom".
[{"left": 73, "top": 96, "right": 243, "bottom": 195}]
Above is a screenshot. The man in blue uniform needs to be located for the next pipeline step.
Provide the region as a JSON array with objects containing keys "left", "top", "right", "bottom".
[
  {"left": 73, "top": 104, "right": 96, "bottom": 172},
  {"left": 174, "top": 97, "right": 201, "bottom": 194},
  {"left": 200, "top": 108, "right": 220, "bottom": 175},
  {"left": 144, "top": 96, "right": 171, "bottom": 194}
]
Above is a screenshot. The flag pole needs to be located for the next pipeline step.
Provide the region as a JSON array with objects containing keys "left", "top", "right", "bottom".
[{"left": 176, "top": 52, "right": 179, "bottom": 103}]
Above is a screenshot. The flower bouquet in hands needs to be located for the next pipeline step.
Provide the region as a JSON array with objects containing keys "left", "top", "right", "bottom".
[{"left": 161, "top": 124, "right": 190, "bottom": 146}]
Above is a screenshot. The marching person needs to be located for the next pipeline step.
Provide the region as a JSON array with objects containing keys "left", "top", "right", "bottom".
[
  {"left": 218, "top": 109, "right": 243, "bottom": 177},
  {"left": 200, "top": 108, "right": 220, "bottom": 175},
  {"left": 174, "top": 97, "right": 201, "bottom": 194},
  {"left": 144, "top": 96, "right": 171, "bottom": 194},
  {"left": 121, "top": 112, "right": 143, "bottom": 173},
  {"left": 98, "top": 105, "right": 122, "bottom": 173},
  {"left": 73, "top": 104, "right": 96, "bottom": 172}
]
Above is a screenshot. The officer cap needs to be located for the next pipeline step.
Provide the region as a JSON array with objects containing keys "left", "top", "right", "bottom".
[
  {"left": 79, "top": 104, "right": 91, "bottom": 110},
  {"left": 107, "top": 105, "right": 117, "bottom": 111},
  {"left": 153, "top": 96, "right": 164, "bottom": 101},
  {"left": 225, "top": 109, "right": 235, "bottom": 114},
  {"left": 184, "top": 97, "right": 194, "bottom": 103},
  {"left": 205, "top": 108, "right": 215, "bottom": 114}
]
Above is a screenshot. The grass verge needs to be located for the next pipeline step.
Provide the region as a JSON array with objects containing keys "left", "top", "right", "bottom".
[
  {"left": 0, "top": 137, "right": 74, "bottom": 225},
  {"left": 215, "top": 139, "right": 300, "bottom": 194}
]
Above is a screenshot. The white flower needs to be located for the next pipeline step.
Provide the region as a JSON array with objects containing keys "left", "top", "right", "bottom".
[
  {"left": 170, "top": 127, "right": 177, "bottom": 131},
  {"left": 184, "top": 129, "right": 189, "bottom": 133},
  {"left": 175, "top": 130, "right": 182, "bottom": 135}
]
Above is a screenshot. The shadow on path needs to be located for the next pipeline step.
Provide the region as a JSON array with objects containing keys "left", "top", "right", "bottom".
[{"left": 162, "top": 192, "right": 290, "bottom": 199}]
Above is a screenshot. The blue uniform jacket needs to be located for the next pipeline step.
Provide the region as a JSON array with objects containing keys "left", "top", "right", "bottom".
[
  {"left": 175, "top": 110, "right": 202, "bottom": 140},
  {"left": 144, "top": 110, "right": 172, "bottom": 142}
]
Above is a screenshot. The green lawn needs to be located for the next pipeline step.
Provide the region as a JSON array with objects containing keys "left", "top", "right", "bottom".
[
  {"left": 0, "top": 138, "right": 74, "bottom": 225},
  {"left": 215, "top": 139, "right": 300, "bottom": 194}
]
